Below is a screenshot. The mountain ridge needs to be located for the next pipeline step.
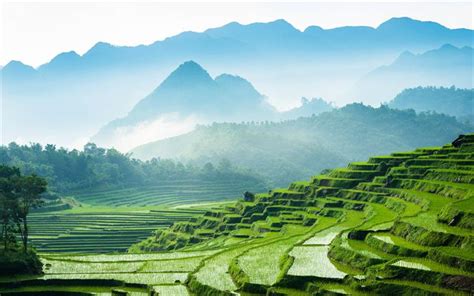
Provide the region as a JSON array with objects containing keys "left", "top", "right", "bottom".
[
  {"left": 2, "top": 17, "right": 472, "bottom": 148},
  {"left": 3, "top": 17, "right": 472, "bottom": 70},
  {"left": 91, "top": 60, "right": 276, "bottom": 150}
]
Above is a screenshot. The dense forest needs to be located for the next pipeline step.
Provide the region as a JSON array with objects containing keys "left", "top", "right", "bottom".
[
  {"left": 388, "top": 86, "right": 473, "bottom": 122},
  {"left": 132, "top": 103, "right": 473, "bottom": 185},
  {"left": 0, "top": 143, "right": 266, "bottom": 193}
]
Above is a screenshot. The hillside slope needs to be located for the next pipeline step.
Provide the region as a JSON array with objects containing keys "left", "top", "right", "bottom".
[
  {"left": 132, "top": 134, "right": 474, "bottom": 295},
  {"left": 131, "top": 104, "right": 473, "bottom": 186},
  {"left": 388, "top": 86, "right": 473, "bottom": 122}
]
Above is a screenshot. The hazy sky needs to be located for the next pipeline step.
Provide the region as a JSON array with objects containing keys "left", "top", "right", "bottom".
[{"left": 1, "top": 1, "right": 472, "bottom": 67}]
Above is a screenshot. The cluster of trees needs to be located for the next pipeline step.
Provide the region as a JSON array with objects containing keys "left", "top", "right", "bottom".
[
  {"left": 0, "top": 143, "right": 265, "bottom": 193},
  {"left": 0, "top": 165, "right": 47, "bottom": 253}
]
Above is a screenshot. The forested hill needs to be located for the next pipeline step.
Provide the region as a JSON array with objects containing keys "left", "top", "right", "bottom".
[
  {"left": 388, "top": 86, "right": 473, "bottom": 122},
  {"left": 0, "top": 143, "right": 266, "bottom": 193},
  {"left": 131, "top": 104, "right": 473, "bottom": 186}
]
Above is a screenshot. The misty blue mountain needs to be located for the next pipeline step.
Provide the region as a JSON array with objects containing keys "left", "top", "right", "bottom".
[
  {"left": 2, "top": 17, "right": 473, "bottom": 148},
  {"left": 92, "top": 61, "right": 276, "bottom": 149},
  {"left": 352, "top": 44, "right": 473, "bottom": 104}
]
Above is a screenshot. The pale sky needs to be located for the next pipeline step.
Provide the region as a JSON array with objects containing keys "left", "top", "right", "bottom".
[{"left": 1, "top": 1, "right": 473, "bottom": 67}]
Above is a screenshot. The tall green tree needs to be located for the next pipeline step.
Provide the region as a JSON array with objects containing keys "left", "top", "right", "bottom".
[
  {"left": 0, "top": 165, "right": 21, "bottom": 251},
  {"left": 14, "top": 175, "right": 47, "bottom": 252},
  {"left": 0, "top": 165, "right": 47, "bottom": 253}
]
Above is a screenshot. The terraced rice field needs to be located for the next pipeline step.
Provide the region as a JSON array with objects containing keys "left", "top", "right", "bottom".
[
  {"left": 288, "top": 246, "right": 347, "bottom": 278},
  {"left": 71, "top": 179, "right": 267, "bottom": 207},
  {"left": 3, "top": 134, "right": 474, "bottom": 295},
  {"left": 27, "top": 177, "right": 265, "bottom": 254},
  {"left": 1, "top": 251, "right": 223, "bottom": 295},
  {"left": 133, "top": 134, "right": 474, "bottom": 295},
  {"left": 236, "top": 227, "right": 308, "bottom": 286},
  {"left": 28, "top": 207, "right": 205, "bottom": 253}
]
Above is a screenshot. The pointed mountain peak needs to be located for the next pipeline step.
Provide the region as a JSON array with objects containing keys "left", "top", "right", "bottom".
[
  {"left": 84, "top": 41, "right": 116, "bottom": 57},
  {"left": 39, "top": 51, "right": 81, "bottom": 71},
  {"left": 171, "top": 61, "right": 211, "bottom": 78},
  {"left": 159, "top": 61, "right": 214, "bottom": 89}
]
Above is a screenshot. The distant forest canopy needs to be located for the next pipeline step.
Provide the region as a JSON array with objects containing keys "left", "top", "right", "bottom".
[
  {"left": 131, "top": 103, "right": 473, "bottom": 186},
  {"left": 388, "top": 86, "right": 473, "bottom": 122},
  {"left": 2, "top": 102, "right": 472, "bottom": 192},
  {"left": 0, "top": 143, "right": 266, "bottom": 193}
]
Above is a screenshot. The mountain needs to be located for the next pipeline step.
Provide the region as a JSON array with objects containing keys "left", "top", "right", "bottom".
[
  {"left": 388, "top": 86, "right": 474, "bottom": 122},
  {"left": 130, "top": 104, "right": 473, "bottom": 186},
  {"left": 2, "top": 18, "right": 472, "bottom": 148},
  {"left": 92, "top": 61, "right": 276, "bottom": 150},
  {"left": 352, "top": 45, "right": 474, "bottom": 104}
]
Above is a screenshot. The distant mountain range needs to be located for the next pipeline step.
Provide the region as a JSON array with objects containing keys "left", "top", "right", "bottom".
[
  {"left": 130, "top": 103, "right": 473, "bottom": 186},
  {"left": 2, "top": 17, "right": 472, "bottom": 148},
  {"left": 352, "top": 44, "right": 473, "bottom": 104}
]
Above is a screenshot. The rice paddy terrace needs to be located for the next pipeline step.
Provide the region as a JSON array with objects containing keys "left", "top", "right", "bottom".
[
  {"left": 26, "top": 179, "right": 266, "bottom": 254},
  {"left": 70, "top": 179, "right": 266, "bottom": 207},
  {"left": 28, "top": 207, "right": 205, "bottom": 254},
  {"left": 1, "top": 134, "right": 473, "bottom": 295}
]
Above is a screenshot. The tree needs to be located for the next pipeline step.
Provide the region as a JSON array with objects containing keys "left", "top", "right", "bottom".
[
  {"left": 0, "top": 166, "right": 22, "bottom": 251},
  {"left": 13, "top": 174, "right": 47, "bottom": 252}
]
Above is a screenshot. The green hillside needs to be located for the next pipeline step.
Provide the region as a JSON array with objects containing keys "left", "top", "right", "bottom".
[
  {"left": 131, "top": 103, "right": 473, "bottom": 186},
  {"left": 388, "top": 86, "right": 473, "bottom": 122},
  {"left": 132, "top": 133, "right": 474, "bottom": 295},
  {"left": 1, "top": 134, "right": 473, "bottom": 295}
]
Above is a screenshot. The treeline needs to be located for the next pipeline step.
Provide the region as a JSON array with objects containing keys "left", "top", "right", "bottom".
[{"left": 0, "top": 143, "right": 265, "bottom": 193}]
